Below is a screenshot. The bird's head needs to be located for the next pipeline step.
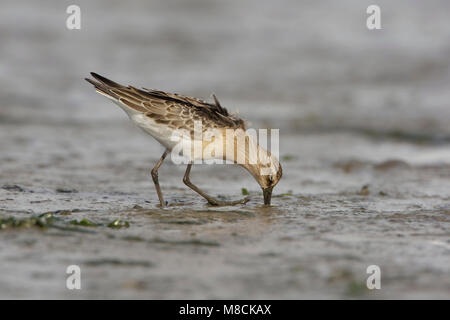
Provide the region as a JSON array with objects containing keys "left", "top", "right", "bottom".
[
  {"left": 255, "top": 154, "right": 282, "bottom": 205},
  {"left": 240, "top": 142, "right": 283, "bottom": 206},
  {"left": 224, "top": 128, "right": 283, "bottom": 205}
]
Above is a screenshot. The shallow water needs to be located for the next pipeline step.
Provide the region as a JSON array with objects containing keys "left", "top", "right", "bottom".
[{"left": 0, "top": 0, "right": 449, "bottom": 299}]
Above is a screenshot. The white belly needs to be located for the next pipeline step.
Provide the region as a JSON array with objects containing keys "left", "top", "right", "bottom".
[{"left": 113, "top": 100, "right": 180, "bottom": 150}]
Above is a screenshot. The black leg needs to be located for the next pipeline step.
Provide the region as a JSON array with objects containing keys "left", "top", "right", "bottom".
[
  {"left": 151, "top": 149, "right": 169, "bottom": 207},
  {"left": 183, "top": 163, "right": 249, "bottom": 206}
]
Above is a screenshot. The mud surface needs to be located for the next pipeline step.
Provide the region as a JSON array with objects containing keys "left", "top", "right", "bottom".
[{"left": 0, "top": 0, "right": 449, "bottom": 299}]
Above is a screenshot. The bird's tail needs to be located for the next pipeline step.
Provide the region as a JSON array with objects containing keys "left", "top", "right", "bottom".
[{"left": 84, "top": 72, "right": 123, "bottom": 100}]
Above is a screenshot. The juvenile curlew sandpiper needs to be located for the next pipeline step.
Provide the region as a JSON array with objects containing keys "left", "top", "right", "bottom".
[{"left": 85, "top": 73, "right": 282, "bottom": 206}]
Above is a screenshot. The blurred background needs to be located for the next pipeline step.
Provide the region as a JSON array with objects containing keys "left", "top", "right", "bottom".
[
  {"left": 0, "top": 0, "right": 449, "bottom": 299},
  {"left": 2, "top": 0, "right": 450, "bottom": 138}
]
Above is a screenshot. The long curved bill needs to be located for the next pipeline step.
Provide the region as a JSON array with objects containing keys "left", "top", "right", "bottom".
[{"left": 263, "top": 187, "right": 273, "bottom": 205}]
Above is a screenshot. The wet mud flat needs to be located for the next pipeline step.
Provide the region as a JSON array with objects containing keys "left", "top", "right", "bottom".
[{"left": 0, "top": 122, "right": 449, "bottom": 299}]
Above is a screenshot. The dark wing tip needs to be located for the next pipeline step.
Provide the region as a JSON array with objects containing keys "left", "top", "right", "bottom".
[
  {"left": 85, "top": 77, "right": 104, "bottom": 89},
  {"left": 84, "top": 76, "right": 120, "bottom": 99},
  {"left": 89, "top": 72, "right": 123, "bottom": 88},
  {"left": 90, "top": 72, "right": 104, "bottom": 80}
]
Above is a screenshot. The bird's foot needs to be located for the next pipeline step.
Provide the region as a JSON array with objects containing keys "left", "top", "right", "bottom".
[
  {"left": 207, "top": 196, "right": 250, "bottom": 206},
  {"left": 157, "top": 200, "right": 169, "bottom": 208}
]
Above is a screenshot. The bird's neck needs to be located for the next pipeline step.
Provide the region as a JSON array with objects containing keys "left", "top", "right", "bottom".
[{"left": 226, "top": 133, "right": 274, "bottom": 179}]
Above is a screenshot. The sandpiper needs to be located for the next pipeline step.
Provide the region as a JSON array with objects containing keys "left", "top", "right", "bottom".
[{"left": 85, "top": 73, "right": 282, "bottom": 206}]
